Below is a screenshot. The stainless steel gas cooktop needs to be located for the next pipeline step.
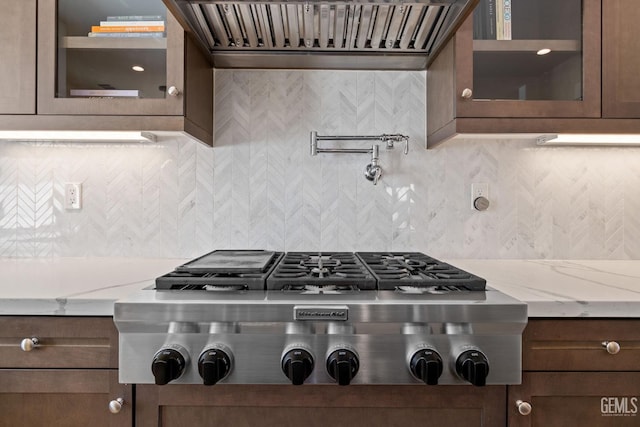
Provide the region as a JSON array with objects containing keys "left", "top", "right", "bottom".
[{"left": 114, "top": 250, "right": 527, "bottom": 387}]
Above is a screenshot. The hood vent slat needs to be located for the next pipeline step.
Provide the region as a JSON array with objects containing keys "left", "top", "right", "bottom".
[
  {"left": 188, "top": 2, "right": 450, "bottom": 52},
  {"left": 168, "top": 0, "right": 478, "bottom": 69}
]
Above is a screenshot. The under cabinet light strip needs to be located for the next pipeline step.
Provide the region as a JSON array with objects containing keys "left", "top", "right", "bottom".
[
  {"left": 0, "top": 131, "right": 157, "bottom": 142},
  {"left": 537, "top": 134, "right": 640, "bottom": 146}
]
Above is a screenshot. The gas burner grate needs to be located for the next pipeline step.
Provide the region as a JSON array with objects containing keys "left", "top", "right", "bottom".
[
  {"left": 267, "top": 252, "right": 376, "bottom": 290},
  {"left": 283, "top": 284, "right": 360, "bottom": 294},
  {"left": 167, "top": 284, "right": 248, "bottom": 291},
  {"left": 357, "top": 252, "right": 486, "bottom": 291}
]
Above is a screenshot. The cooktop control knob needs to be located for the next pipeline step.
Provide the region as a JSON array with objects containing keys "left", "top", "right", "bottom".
[
  {"left": 198, "top": 348, "right": 232, "bottom": 386},
  {"left": 281, "top": 348, "right": 314, "bottom": 385},
  {"left": 410, "top": 349, "right": 444, "bottom": 385},
  {"left": 151, "top": 347, "right": 188, "bottom": 385},
  {"left": 456, "top": 349, "right": 489, "bottom": 386},
  {"left": 327, "top": 349, "right": 359, "bottom": 386}
]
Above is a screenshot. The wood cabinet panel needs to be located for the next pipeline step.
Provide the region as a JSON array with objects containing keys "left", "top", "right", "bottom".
[
  {"left": 602, "top": 0, "right": 640, "bottom": 117},
  {"left": 136, "top": 384, "right": 506, "bottom": 427},
  {"left": 0, "top": 0, "right": 36, "bottom": 114},
  {"left": 0, "top": 370, "right": 131, "bottom": 427},
  {"left": 0, "top": 316, "right": 118, "bottom": 369},
  {"left": 508, "top": 372, "right": 640, "bottom": 427},
  {"left": 523, "top": 319, "right": 640, "bottom": 371}
]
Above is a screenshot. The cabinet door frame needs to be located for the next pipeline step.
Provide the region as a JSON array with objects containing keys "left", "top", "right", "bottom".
[
  {"left": 36, "top": 0, "right": 183, "bottom": 116},
  {"left": 0, "top": 0, "right": 36, "bottom": 114},
  {"left": 135, "top": 384, "right": 506, "bottom": 427},
  {"left": 602, "top": 0, "right": 640, "bottom": 117},
  {"left": 456, "top": 0, "right": 601, "bottom": 118},
  {"left": 508, "top": 372, "right": 640, "bottom": 427},
  {"left": 0, "top": 369, "right": 132, "bottom": 427}
]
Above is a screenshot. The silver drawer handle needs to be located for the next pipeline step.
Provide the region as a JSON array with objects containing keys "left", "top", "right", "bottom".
[
  {"left": 461, "top": 88, "right": 473, "bottom": 99},
  {"left": 602, "top": 341, "right": 621, "bottom": 354},
  {"left": 108, "top": 398, "right": 125, "bottom": 414},
  {"left": 516, "top": 400, "right": 532, "bottom": 416},
  {"left": 167, "top": 86, "right": 180, "bottom": 97},
  {"left": 20, "top": 337, "right": 39, "bottom": 352}
]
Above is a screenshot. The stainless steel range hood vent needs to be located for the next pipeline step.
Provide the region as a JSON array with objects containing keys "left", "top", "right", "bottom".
[{"left": 164, "top": 0, "right": 478, "bottom": 69}]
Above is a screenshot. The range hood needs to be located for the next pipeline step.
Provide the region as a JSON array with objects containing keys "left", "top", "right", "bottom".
[{"left": 163, "top": 0, "right": 478, "bottom": 70}]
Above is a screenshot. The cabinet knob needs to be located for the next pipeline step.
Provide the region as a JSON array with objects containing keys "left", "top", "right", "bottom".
[
  {"left": 108, "top": 397, "right": 124, "bottom": 414},
  {"left": 602, "top": 341, "right": 621, "bottom": 354},
  {"left": 20, "top": 337, "right": 39, "bottom": 352},
  {"left": 516, "top": 400, "right": 532, "bottom": 416},
  {"left": 167, "top": 86, "right": 180, "bottom": 97},
  {"left": 461, "top": 88, "right": 473, "bottom": 99}
]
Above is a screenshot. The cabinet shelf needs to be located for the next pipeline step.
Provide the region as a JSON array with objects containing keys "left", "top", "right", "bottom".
[
  {"left": 473, "top": 39, "right": 581, "bottom": 53},
  {"left": 62, "top": 35, "right": 166, "bottom": 49}
]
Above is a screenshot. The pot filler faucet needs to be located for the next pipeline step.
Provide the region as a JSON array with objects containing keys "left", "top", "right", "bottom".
[{"left": 310, "top": 131, "right": 409, "bottom": 185}]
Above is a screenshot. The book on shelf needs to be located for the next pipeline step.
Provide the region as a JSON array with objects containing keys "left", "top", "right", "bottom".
[
  {"left": 90, "top": 25, "right": 165, "bottom": 33},
  {"left": 474, "top": 0, "right": 496, "bottom": 39},
  {"left": 70, "top": 89, "right": 139, "bottom": 97},
  {"left": 486, "top": 0, "right": 496, "bottom": 39},
  {"left": 87, "top": 31, "right": 164, "bottom": 38},
  {"left": 106, "top": 15, "right": 163, "bottom": 21},
  {"left": 99, "top": 20, "right": 164, "bottom": 27},
  {"left": 502, "top": 0, "right": 512, "bottom": 40},
  {"left": 496, "top": 0, "right": 512, "bottom": 40}
]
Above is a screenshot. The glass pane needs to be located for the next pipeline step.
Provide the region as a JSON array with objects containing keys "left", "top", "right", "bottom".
[
  {"left": 472, "top": 0, "right": 583, "bottom": 101},
  {"left": 56, "top": 0, "right": 167, "bottom": 99}
]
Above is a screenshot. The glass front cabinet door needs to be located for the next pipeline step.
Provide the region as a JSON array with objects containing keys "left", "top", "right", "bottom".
[
  {"left": 456, "top": 0, "right": 601, "bottom": 118},
  {"left": 37, "top": 0, "right": 183, "bottom": 116}
]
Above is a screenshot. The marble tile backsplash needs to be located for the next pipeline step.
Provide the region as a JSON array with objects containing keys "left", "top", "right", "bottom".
[{"left": 1, "top": 69, "right": 640, "bottom": 259}]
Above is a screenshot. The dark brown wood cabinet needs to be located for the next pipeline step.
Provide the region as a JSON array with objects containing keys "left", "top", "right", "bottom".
[
  {"left": 0, "top": 0, "right": 213, "bottom": 145},
  {"left": 0, "top": 0, "right": 36, "bottom": 114},
  {"left": 427, "top": 0, "right": 640, "bottom": 146},
  {"left": 602, "top": 0, "right": 640, "bottom": 118},
  {"left": 135, "top": 384, "right": 506, "bottom": 427},
  {"left": 508, "top": 319, "right": 640, "bottom": 426},
  {"left": 0, "top": 316, "right": 131, "bottom": 427}
]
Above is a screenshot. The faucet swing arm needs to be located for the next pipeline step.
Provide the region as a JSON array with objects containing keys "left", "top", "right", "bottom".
[{"left": 309, "top": 131, "right": 409, "bottom": 185}]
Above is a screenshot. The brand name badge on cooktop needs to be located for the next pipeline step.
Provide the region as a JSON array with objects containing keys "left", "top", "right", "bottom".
[{"left": 294, "top": 306, "right": 348, "bottom": 321}]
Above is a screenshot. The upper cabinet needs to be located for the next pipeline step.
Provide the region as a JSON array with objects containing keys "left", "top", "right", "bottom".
[
  {"left": 0, "top": 0, "right": 36, "bottom": 114},
  {"left": 427, "top": 0, "right": 640, "bottom": 146},
  {"left": 0, "top": 0, "right": 213, "bottom": 145},
  {"left": 602, "top": 0, "right": 640, "bottom": 118}
]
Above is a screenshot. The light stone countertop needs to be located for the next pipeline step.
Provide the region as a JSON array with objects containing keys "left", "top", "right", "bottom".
[
  {"left": 0, "top": 257, "right": 186, "bottom": 316},
  {"left": 449, "top": 259, "right": 640, "bottom": 317},
  {"left": 0, "top": 257, "right": 639, "bottom": 317}
]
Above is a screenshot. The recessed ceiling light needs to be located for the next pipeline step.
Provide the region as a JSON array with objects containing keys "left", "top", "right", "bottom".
[
  {"left": 132, "top": 65, "right": 145, "bottom": 72},
  {"left": 536, "top": 48, "right": 551, "bottom": 56}
]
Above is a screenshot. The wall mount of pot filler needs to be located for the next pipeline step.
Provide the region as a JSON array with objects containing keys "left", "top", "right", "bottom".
[{"left": 310, "top": 131, "right": 410, "bottom": 185}]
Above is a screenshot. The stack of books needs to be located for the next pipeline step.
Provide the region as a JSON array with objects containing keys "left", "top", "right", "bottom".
[
  {"left": 473, "top": 0, "right": 512, "bottom": 40},
  {"left": 88, "top": 15, "right": 165, "bottom": 38}
]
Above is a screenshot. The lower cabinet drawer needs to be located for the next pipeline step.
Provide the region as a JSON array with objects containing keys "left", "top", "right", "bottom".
[
  {"left": 0, "top": 369, "right": 131, "bottom": 427},
  {"left": 523, "top": 319, "right": 640, "bottom": 371},
  {"left": 508, "top": 372, "right": 640, "bottom": 427},
  {"left": 0, "top": 316, "right": 118, "bottom": 368},
  {"left": 135, "top": 384, "right": 506, "bottom": 427}
]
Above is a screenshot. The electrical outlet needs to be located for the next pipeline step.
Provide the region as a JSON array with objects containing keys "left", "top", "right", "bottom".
[
  {"left": 65, "top": 183, "right": 82, "bottom": 210},
  {"left": 471, "top": 183, "right": 489, "bottom": 210}
]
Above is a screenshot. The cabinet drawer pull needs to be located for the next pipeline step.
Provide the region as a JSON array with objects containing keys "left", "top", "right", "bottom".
[
  {"left": 461, "top": 88, "right": 473, "bottom": 99},
  {"left": 516, "top": 400, "right": 532, "bottom": 416},
  {"left": 20, "top": 337, "right": 39, "bottom": 352},
  {"left": 167, "top": 86, "right": 180, "bottom": 97},
  {"left": 602, "top": 341, "right": 621, "bottom": 354},
  {"left": 108, "top": 397, "right": 124, "bottom": 414}
]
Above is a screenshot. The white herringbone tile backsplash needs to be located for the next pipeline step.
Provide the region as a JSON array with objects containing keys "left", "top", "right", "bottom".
[{"left": 1, "top": 69, "right": 640, "bottom": 259}]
